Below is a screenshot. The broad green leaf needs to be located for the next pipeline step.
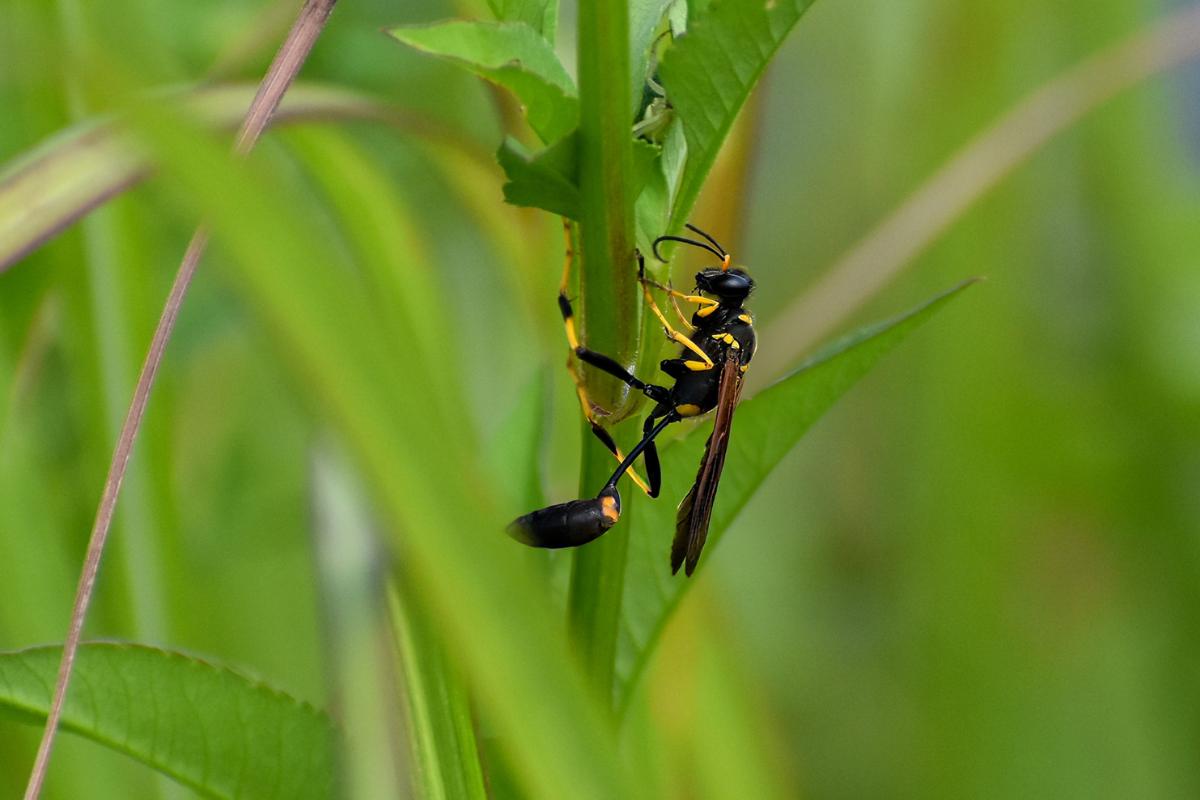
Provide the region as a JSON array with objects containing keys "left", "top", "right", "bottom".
[
  {"left": 0, "top": 83, "right": 464, "bottom": 274},
  {"left": 0, "top": 644, "right": 335, "bottom": 799},
  {"left": 488, "top": 0, "right": 557, "bottom": 41},
  {"left": 628, "top": 0, "right": 676, "bottom": 116},
  {"left": 498, "top": 133, "right": 659, "bottom": 221},
  {"left": 615, "top": 279, "right": 979, "bottom": 709},
  {"left": 389, "top": 21, "right": 578, "bottom": 143},
  {"left": 634, "top": 120, "right": 686, "bottom": 254},
  {"left": 497, "top": 134, "right": 581, "bottom": 218},
  {"left": 659, "top": 0, "right": 816, "bottom": 231}
]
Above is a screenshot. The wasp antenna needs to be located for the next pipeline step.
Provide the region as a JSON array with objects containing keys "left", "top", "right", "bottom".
[
  {"left": 683, "top": 223, "right": 728, "bottom": 258},
  {"left": 652, "top": 235, "right": 726, "bottom": 264}
]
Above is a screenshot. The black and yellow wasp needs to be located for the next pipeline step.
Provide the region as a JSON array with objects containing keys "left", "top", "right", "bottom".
[{"left": 508, "top": 224, "right": 755, "bottom": 576}]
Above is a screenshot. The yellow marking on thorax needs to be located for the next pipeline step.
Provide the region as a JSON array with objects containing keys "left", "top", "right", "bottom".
[
  {"left": 738, "top": 313, "right": 752, "bottom": 324},
  {"left": 675, "top": 403, "right": 703, "bottom": 417},
  {"left": 684, "top": 360, "right": 712, "bottom": 372},
  {"left": 712, "top": 332, "right": 736, "bottom": 345}
]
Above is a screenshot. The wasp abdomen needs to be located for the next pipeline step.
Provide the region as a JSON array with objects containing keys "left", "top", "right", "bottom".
[{"left": 507, "top": 488, "right": 621, "bottom": 549}]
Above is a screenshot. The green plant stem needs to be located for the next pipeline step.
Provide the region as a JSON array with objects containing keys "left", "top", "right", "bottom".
[
  {"left": 567, "top": 425, "right": 631, "bottom": 702},
  {"left": 568, "top": 0, "right": 637, "bottom": 704},
  {"left": 575, "top": 0, "right": 637, "bottom": 412}
]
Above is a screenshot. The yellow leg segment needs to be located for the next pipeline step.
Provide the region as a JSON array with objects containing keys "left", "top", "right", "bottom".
[
  {"left": 559, "top": 220, "right": 652, "bottom": 496},
  {"left": 640, "top": 280, "right": 714, "bottom": 367},
  {"left": 640, "top": 277, "right": 719, "bottom": 309}
]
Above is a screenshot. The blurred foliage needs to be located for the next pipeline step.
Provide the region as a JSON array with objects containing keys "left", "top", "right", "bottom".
[{"left": 1, "top": 0, "right": 1199, "bottom": 798}]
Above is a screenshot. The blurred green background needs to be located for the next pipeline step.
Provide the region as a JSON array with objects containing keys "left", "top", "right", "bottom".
[{"left": 2, "top": 0, "right": 1199, "bottom": 797}]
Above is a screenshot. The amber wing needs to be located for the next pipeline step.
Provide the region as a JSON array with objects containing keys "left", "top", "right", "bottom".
[{"left": 671, "top": 349, "right": 744, "bottom": 576}]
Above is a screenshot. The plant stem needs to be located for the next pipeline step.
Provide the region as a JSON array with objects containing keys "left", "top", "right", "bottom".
[
  {"left": 576, "top": 0, "right": 637, "bottom": 411},
  {"left": 567, "top": 425, "right": 631, "bottom": 701},
  {"left": 568, "top": 0, "right": 637, "bottom": 703}
]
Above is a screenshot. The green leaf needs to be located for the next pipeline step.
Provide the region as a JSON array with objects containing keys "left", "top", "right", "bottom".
[
  {"left": 498, "top": 134, "right": 659, "bottom": 220},
  {"left": 488, "top": 0, "right": 558, "bottom": 41},
  {"left": 0, "top": 83, "right": 471, "bottom": 275},
  {"left": 628, "top": 0, "right": 676, "bottom": 116},
  {"left": 497, "top": 135, "right": 580, "bottom": 218},
  {"left": 0, "top": 644, "right": 335, "bottom": 799},
  {"left": 389, "top": 21, "right": 578, "bottom": 144},
  {"left": 634, "top": 121, "right": 686, "bottom": 253},
  {"left": 615, "top": 279, "right": 980, "bottom": 710},
  {"left": 659, "top": 0, "right": 816, "bottom": 231}
]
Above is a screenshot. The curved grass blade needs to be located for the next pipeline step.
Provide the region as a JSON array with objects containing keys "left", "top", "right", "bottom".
[
  {"left": 388, "top": 21, "right": 578, "bottom": 144},
  {"left": 659, "top": 0, "right": 816, "bottom": 232},
  {"left": 616, "top": 279, "right": 980, "bottom": 710},
  {"left": 0, "top": 644, "right": 335, "bottom": 800},
  {"left": 0, "top": 83, "right": 472, "bottom": 274}
]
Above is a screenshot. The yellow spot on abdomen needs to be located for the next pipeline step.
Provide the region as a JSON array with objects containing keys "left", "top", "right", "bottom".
[
  {"left": 675, "top": 403, "right": 703, "bottom": 417},
  {"left": 684, "top": 360, "right": 711, "bottom": 371},
  {"left": 601, "top": 496, "right": 620, "bottom": 524}
]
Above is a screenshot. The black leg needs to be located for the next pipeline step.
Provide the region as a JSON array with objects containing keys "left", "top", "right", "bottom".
[
  {"left": 557, "top": 227, "right": 653, "bottom": 495},
  {"left": 640, "top": 407, "right": 667, "bottom": 497},
  {"left": 575, "top": 347, "right": 670, "bottom": 404},
  {"left": 604, "top": 411, "right": 679, "bottom": 491},
  {"left": 588, "top": 421, "right": 620, "bottom": 458}
]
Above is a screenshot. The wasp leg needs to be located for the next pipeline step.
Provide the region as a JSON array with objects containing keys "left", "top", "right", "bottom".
[
  {"left": 559, "top": 220, "right": 652, "bottom": 495},
  {"left": 573, "top": 346, "right": 671, "bottom": 405},
  {"left": 638, "top": 405, "right": 672, "bottom": 498},
  {"left": 636, "top": 252, "right": 714, "bottom": 367},
  {"left": 509, "top": 410, "right": 679, "bottom": 549},
  {"left": 603, "top": 410, "right": 679, "bottom": 491},
  {"left": 640, "top": 275, "right": 719, "bottom": 310}
]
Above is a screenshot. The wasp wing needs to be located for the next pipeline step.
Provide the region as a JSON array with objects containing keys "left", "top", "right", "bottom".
[{"left": 671, "top": 349, "right": 744, "bottom": 576}]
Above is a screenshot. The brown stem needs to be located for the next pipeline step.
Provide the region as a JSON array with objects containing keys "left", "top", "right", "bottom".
[{"left": 22, "top": 1, "right": 339, "bottom": 797}]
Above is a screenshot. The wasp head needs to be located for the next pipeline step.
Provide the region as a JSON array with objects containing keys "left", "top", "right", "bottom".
[{"left": 695, "top": 267, "right": 753, "bottom": 305}]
